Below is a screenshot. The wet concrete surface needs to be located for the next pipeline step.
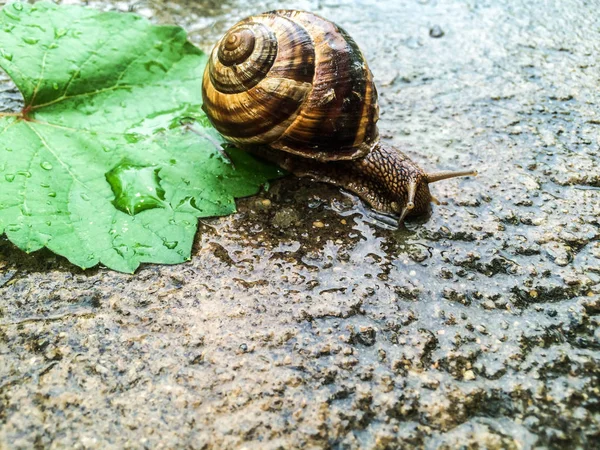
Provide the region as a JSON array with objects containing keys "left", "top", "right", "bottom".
[{"left": 1, "top": 0, "right": 599, "bottom": 448}]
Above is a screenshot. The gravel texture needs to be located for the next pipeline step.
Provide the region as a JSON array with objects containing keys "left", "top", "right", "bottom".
[{"left": 1, "top": 0, "right": 599, "bottom": 448}]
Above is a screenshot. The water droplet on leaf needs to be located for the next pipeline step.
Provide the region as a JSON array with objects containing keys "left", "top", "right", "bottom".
[
  {"left": 176, "top": 196, "right": 200, "bottom": 213},
  {"left": 80, "top": 193, "right": 90, "bottom": 201},
  {"left": 115, "top": 244, "right": 130, "bottom": 257},
  {"left": 5, "top": 174, "right": 15, "bottom": 182},
  {"left": 52, "top": 82, "right": 59, "bottom": 90},
  {"left": 1, "top": 49, "right": 13, "bottom": 61},
  {"left": 163, "top": 240, "right": 178, "bottom": 249},
  {"left": 54, "top": 28, "right": 67, "bottom": 38},
  {"left": 23, "top": 37, "right": 39, "bottom": 45},
  {"left": 144, "top": 60, "right": 168, "bottom": 73},
  {"left": 132, "top": 243, "right": 152, "bottom": 255},
  {"left": 3, "top": 7, "right": 19, "bottom": 21},
  {"left": 17, "top": 170, "right": 31, "bottom": 178},
  {"left": 13, "top": 3, "right": 23, "bottom": 11},
  {"left": 40, "top": 161, "right": 53, "bottom": 170},
  {"left": 48, "top": 192, "right": 57, "bottom": 198},
  {"left": 124, "top": 133, "right": 142, "bottom": 143},
  {"left": 105, "top": 162, "right": 167, "bottom": 215}
]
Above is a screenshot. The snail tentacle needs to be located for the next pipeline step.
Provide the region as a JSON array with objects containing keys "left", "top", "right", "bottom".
[
  {"left": 426, "top": 170, "right": 478, "bottom": 184},
  {"left": 430, "top": 195, "right": 441, "bottom": 205}
]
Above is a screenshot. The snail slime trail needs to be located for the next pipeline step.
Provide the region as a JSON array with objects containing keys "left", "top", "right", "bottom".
[{"left": 201, "top": 10, "right": 477, "bottom": 225}]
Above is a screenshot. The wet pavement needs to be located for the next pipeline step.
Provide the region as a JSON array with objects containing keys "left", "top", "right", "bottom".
[{"left": 1, "top": 0, "right": 599, "bottom": 448}]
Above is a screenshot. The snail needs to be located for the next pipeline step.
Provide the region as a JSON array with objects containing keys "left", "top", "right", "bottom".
[{"left": 201, "top": 10, "right": 476, "bottom": 224}]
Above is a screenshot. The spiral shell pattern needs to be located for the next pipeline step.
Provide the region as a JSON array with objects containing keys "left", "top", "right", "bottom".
[{"left": 202, "top": 10, "right": 379, "bottom": 162}]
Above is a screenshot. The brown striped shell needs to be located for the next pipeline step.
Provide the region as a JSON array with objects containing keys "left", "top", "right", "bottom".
[{"left": 202, "top": 10, "right": 380, "bottom": 162}]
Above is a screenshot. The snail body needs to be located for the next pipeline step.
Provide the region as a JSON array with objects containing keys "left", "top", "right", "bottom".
[{"left": 202, "top": 10, "right": 476, "bottom": 223}]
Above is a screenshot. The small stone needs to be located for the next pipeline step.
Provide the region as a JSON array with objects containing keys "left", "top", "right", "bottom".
[
  {"left": 532, "top": 215, "right": 547, "bottom": 227},
  {"left": 313, "top": 221, "right": 325, "bottom": 228},
  {"left": 318, "top": 344, "right": 331, "bottom": 356},
  {"left": 475, "top": 324, "right": 488, "bottom": 335},
  {"left": 272, "top": 207, "right": 301, "bottom": 228},
  {"left": 357, "top": 326, "right": 377, "bottom": 346},
  {"left": 463, "top": 370, "right": 476, "bottom": 381},
  {"left": 545, "top": 242, "right": 572, "bottom": 266},
  {"left": 422, "top": 378, "right": 440, "bottom": 390},
  {"left": 339, "top": 357, "right": 359, "bottom": 369},
  {"left": 440, "top": 267, "right": 454, "bottom": 279},
  {"left": 482, "top": 300, "right": 495, "bottom": 310},
  {"left": 429, "top": 25, "right": 444, "bottom": 38}
]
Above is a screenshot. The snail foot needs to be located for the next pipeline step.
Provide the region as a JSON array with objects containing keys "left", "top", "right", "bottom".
[{"left": 366, "top": 209, "right": 400, "bottom": 229}]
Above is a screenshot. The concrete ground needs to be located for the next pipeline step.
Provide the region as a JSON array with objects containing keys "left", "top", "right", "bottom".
[{"left": 1, "top": 0, "right": 598, "bottom": 448}]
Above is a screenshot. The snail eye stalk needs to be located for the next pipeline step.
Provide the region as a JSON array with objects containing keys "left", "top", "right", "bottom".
[{"left": 426, "top": 170, "right": 478, "bottom": 184}]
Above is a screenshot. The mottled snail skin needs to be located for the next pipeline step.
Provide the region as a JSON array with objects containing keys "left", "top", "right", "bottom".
[
  {"left": 252, "top": 143, "right": 432, "bottom": 217},
  {"left": 202, "top": 10, "right": 475, "bottom": 223}
]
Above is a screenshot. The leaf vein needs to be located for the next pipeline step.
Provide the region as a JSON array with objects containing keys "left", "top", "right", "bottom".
[
  {"left": 24, "top": 122, "right": 90, "bottom": 190},
  {"left": 28, "top": 35, "right": 62, "bottom": 107},
  {"left": 31, "top": 85, "right": 135, "bottom": 110},
  {"left": 59, "top": 33, "right": 113, "bottom": 99},
  {"left": 114, "top": 32, "right": 180, "bottom": 84}
]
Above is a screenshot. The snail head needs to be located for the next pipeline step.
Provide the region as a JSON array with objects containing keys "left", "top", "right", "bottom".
[
  {"left": 389, "top": 169, "right": 478, "bottom": 223},
  {"left": 361, "top": 143, "right": 477, "bottom": 224}
]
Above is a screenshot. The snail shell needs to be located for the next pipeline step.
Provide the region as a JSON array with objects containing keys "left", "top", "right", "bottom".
[
  {"left": 202, "top": 10, "right": 379, "bottom": 162},
  {"left": 202, "top": 10, "right": 476, "bottom": 224}
]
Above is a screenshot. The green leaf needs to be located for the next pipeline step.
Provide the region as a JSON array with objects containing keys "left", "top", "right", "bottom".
[{"left": 0, "top": 2, "right": 281, "bottom": 273}]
